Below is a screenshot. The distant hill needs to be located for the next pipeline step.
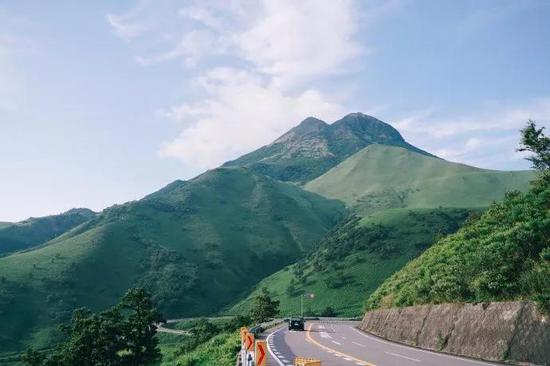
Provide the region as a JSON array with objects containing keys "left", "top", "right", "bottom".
[
  {"left": 305, "top": 144, "right": 534, "bottom": 216},
  {"left": 224, "top": 113, "right": 432, "bottom": 182},
  {"left": 0, "top": 208, "right": 96, "bottom": 256},
  {"left": 229, "top": 207, "right": 473, "bottom": 316},
  {"left": 0, "top": 167, "right": 344, "bottom": 353},
  {"left": 366, "top": 173, "right": 549, "bottom": 311}
]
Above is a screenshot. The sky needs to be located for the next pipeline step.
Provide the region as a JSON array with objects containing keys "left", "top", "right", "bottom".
[{"left": 1, "top": 0, "right": 549, "bottom": 221}]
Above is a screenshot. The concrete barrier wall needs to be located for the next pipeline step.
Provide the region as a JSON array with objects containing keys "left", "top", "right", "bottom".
[{"left": 358, "top": 301, "right": 550, "bottom": 365}]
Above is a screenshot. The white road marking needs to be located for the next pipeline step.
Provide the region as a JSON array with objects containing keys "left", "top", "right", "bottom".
[
  {"left": 320, "top": 332, "right": 332, "bottom": 339},
  {"left": 319, "top": 325, "right": 325, "bottom": 329},
  {"left": 332, "top": 340, "right": 342, "bottom": 345},
  {"left": 352, "top": 341, "right": 366, "bottom": 347},
  {"left": 385, "top": 351, "right": 421, "bottom": 362},
  {"left": 266, "top": 327, "right": 287, "bottom": 366}
]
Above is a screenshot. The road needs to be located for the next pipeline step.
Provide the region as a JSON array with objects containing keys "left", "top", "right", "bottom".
[{"left": 266, "top": 321, "right": 503, "bottom": 366}]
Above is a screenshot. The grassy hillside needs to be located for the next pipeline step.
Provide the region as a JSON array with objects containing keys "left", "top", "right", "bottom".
[
  {"left": 0, "top": 208, "right": 96, "bottom": 256},
  {"left": 229, "top": 208, "right": 473, "bottom": 317},
  {"left": 366, "top": 173, "right": 549, "bottom": 311},
  {"left": 0, "top": 167, "right": 344, "bottom": 354},
  {"left": 224, "top": 113, "right": 432, "bottom": 182},
  {"left": 305, "top": 144, "right": 534, "bottom": 216}
]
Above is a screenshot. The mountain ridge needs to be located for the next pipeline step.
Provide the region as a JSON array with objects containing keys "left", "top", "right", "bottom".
[
  {"left": 0, "top": 208, "right": 96, "bottom": 256},
  {"left": 305, "top": 144, "right": 534, "bottom": 216},
  {"left": 224, "top": 112, "right": 434, "bottom": 182}
]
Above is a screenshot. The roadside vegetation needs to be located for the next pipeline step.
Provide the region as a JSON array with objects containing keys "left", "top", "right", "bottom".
[
  {"left": 157, "top": 290, "right": 278, "bottom": 366},
  {"left": 366, "top": 122, "right": 549, "bottom": 312}
]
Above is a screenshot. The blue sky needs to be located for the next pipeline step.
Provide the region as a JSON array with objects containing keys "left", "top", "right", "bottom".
[{"left": 1, "top": 0, "right": 549, "bottom": 221}]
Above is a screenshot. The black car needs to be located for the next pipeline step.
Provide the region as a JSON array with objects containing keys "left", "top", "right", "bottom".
[{"left": 288, "top": 317, "right": 305, "bottom": 331}]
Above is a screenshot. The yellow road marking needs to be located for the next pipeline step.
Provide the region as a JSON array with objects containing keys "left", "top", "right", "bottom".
[{"left": 306, "top": 323, "right": 376, "bottom": 366}]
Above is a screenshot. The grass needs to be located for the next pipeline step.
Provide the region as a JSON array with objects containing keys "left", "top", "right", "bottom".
[
  {"left": 228, "top": 207, "right": 474, "bottom": 317},
  {"left": 305, "top": 145, "right": 534, "bottom": 216},
  {"left": 0, "top": 167, "right": 344, "bottom": 356},
  {"left": 366, "top": 173, "right": 550, "bottom": 311},
  {"left": 155, "top": 332, "right": 240, "bottom": 366}
]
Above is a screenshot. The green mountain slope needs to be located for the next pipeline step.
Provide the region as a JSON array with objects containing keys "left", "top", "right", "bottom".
[
  {"left": 224, "top": 113, "right": 432, "bottom": 182},
  {"left": 366, "top": 173, "right": 549, "bottom": 311},
  {"left": 0, "top": 167, "right": 344, "bottom": 353},
  {"left": 305, "top": 144, "right": 534, "bottom": 216},
  {"left": 231, "top": 145, "right": 535, "bottom": 316},
  {"left": 0, "top": 208, "right": 96, "bottom": 256},
  {"left": 229, "top": 208, "right": 473, "bottom": 316}
]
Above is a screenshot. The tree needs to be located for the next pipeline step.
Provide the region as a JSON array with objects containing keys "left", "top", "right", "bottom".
[
  {"left": 22, "top": 288, "right": 163, "bottom": 366},
  {"left": 249, "top": 287, "right": 279, "bottom": 323},
  {"left": 21, "top": 349, "right": 46, "bottom": 366},
  {"left": 119, "top": 288, "right": 164, "bottom": 366},
  {"left": 57, "top": 308, "right": 124, "bottom": 366},
  {"left": 518, "top": 120, "right": 550, "bottom": 171},
  {"left": 223, "top": 314, "right": 252, "bottom": 332}
]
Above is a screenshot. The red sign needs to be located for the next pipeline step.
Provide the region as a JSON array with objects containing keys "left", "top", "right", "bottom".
[
  {"left": 256, "top": 340, "right": 267, "bottom": 366},
  {"left": 245, "top": 333, "right": 255, "bottom": 351}
]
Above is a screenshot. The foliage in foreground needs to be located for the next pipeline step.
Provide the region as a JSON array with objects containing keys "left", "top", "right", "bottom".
[
  {"left": 367, "top": 122, "right": 550, "bottom": 312},
  {"left": 160, "top": 332, "right": 240, "bottom": 366},
  {"left": 156, "top": 317, "right": 251, "bottom": 366},
  {"left": 22, "top": 288, "right": 164, "bottom": 366}
]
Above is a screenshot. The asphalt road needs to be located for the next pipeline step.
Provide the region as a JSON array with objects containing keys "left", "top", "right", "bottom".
[{"left": 266, "top": 321, "right": 503, "bottom": 366}]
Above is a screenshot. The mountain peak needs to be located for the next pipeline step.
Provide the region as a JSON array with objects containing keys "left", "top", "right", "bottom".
[
  {"left": 225, "top": 112, "right": 432, "bottom": 182},
  {"left": 332, "top": 112, "right": 405, "bottom": 143},
  {"left": 293, "top": 117, "right": 329, "bottom": 134}
]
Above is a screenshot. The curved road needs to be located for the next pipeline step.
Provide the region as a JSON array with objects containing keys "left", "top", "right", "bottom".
[{"left": 266, "top": 321, "right": 502, "bottom": 366}]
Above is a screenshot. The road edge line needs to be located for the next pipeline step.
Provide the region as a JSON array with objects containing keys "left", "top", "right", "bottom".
[
  {"left": 266, "top": 327, "right": 286, "bottom": 366},
  {"left": 306, "top": 323, "right": 376, "bottom": 366}
]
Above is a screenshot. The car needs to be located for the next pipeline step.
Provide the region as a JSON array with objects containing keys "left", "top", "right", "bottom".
[{"left": 288, "top": 317, "right": 305, "bottom": 331}]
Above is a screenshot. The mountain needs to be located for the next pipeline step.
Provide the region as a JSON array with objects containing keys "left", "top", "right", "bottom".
[
  {"left": 224, "top": 113, "right": 433, "bottom": 182},
  {"left": 230, "top": 144, "right": 535, "bottom": 316},
  {"left": 0, "top": 208, "right": 96, "bottom": 256},
  {"left": 229, "top": 207, "right": 473, "bottom": 316},
  {"left": 366, "top": 173, "right": 549, "bottom": 311},
  {"left": 305, "top": 144, "right": 535, "bottom": 216},
  {"left": 0, "top": 167, "right": 344, "bottom": 353},
  {"left": 0, "top": 112, "right": 537, "bottom": 358}
]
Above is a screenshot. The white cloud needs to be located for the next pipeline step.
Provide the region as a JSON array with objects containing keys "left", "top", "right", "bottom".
[
  {"left": 393, "top": 98, "right": 550, "bottom": 169},
  {"left": 106, "top": 0, "right": 151, "bottom": 40},
  {"left": 108, "top": 0, "right": 365, "bottom": 169},
  {"left": 158, "top": 68, "right": 344, "bottom": 168},
  {"left": 235, "top": 0, "right": 363, "bottom": 87}
]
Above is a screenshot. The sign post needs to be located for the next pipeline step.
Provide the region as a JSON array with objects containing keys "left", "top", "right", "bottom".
[
  {"left": 300, "top": 293, "right": 315, "bottom": 317},
  {"left": 240, "top": 327, "right": 249, "bottom": 365}
]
